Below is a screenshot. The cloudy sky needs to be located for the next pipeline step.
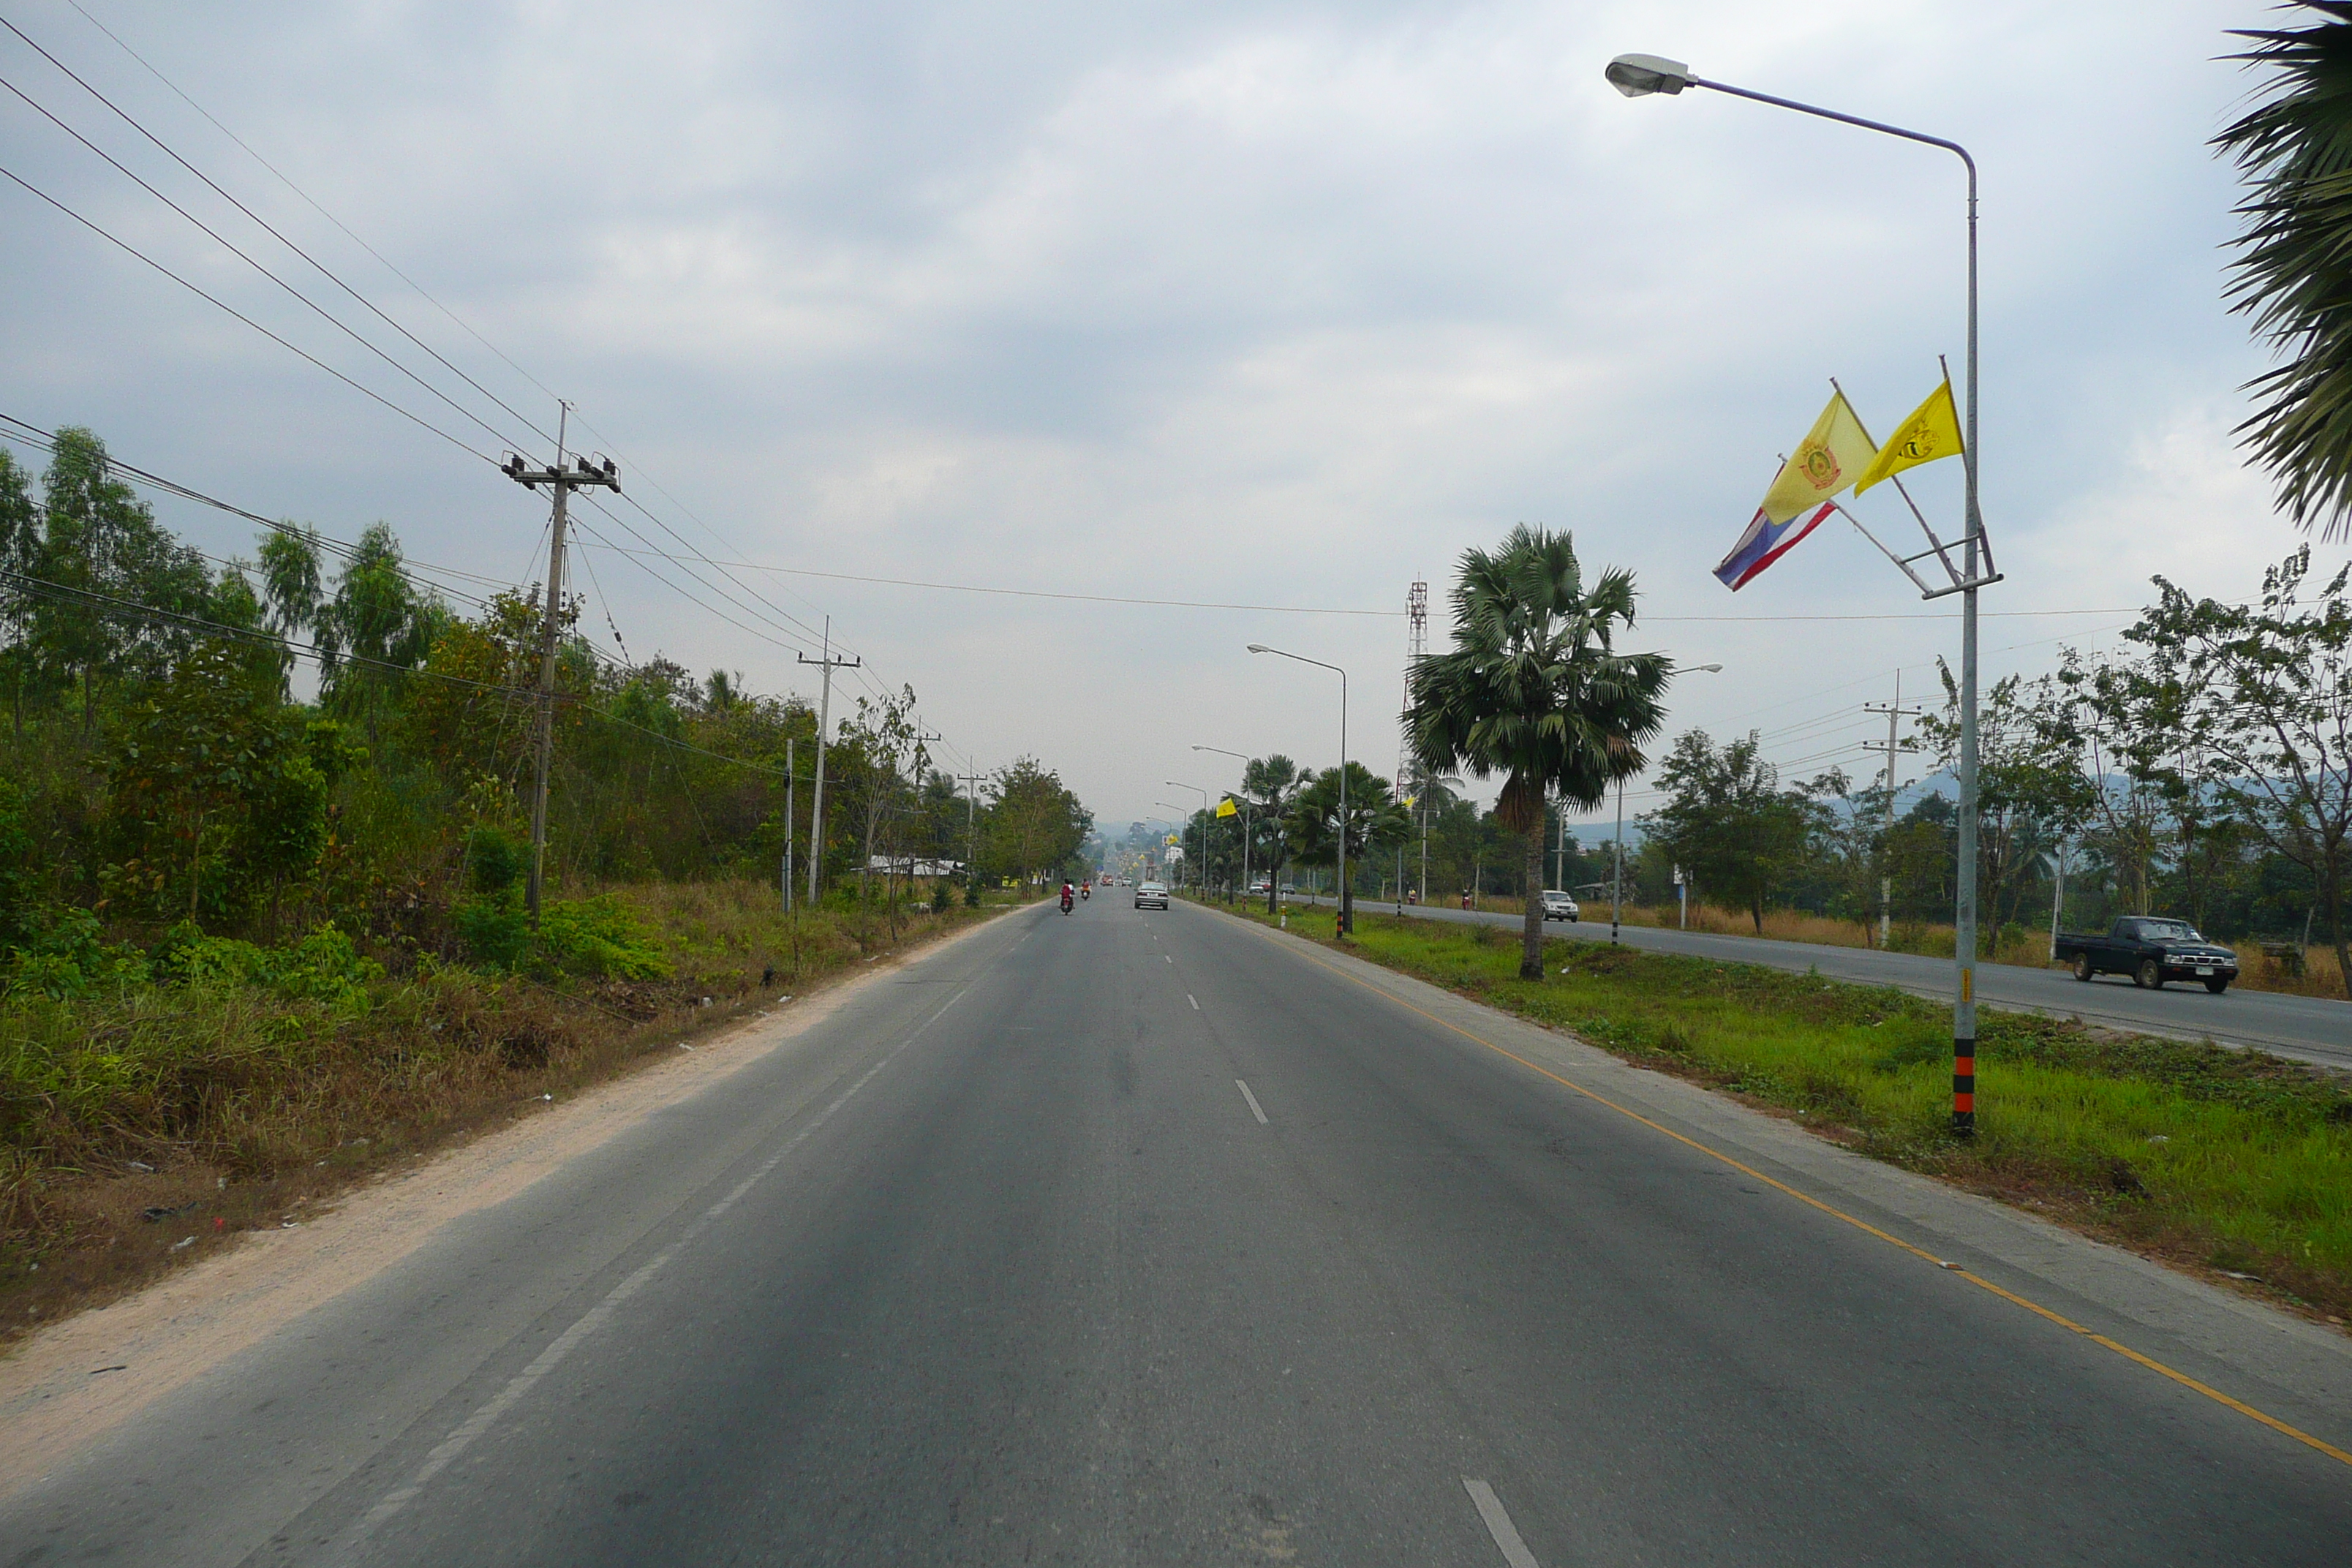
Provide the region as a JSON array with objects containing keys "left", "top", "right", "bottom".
[{"left": 0, "top": 0, "right": 2328, "bottom": 835}]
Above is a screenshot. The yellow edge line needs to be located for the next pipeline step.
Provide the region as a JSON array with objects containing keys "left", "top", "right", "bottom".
[{"left": 1248, "top": 918, "right": 2352, "bottom": 1471}]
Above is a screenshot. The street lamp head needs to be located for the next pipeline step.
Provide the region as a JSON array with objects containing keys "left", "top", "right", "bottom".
[
  {"left": 1605, "top": 53, "right": 1694, "bottom": 97},
  {"left": 1245, "top": 644, "right": 1270, "bottom": 655},
  {"left": 1684, "top": 662, "right": 1725, "bottom": 673}
]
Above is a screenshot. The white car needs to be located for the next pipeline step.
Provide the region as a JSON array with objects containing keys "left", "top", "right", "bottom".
[
  {"left": 1134, "top": 881, "right": 1169, "bottom": 910},
  {"left": 1540, "top": 889, "right": 1580, "bottom": 921}
]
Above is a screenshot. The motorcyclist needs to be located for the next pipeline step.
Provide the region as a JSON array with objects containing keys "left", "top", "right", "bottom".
[
  {"left": 1079, "top": 881, "right": 1090, "bottom": 900},
  {"left": 1060, "top": 881, "right": 1075, "bottom": 913}
]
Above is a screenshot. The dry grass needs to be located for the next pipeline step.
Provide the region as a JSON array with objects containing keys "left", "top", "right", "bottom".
[
  {"left": 0, "top": 885, "right": 997, "bottom": 1346},
  {"left": 1602, "top": 899, "right": 2347, "bottom": 1000}
]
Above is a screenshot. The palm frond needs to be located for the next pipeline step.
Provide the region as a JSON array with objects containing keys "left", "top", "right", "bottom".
[{"left": 2217, "top": 2, "right": 2352, "bottom": 539}]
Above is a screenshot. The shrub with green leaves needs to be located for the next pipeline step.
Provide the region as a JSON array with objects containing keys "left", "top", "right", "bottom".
[{"left": 535, "top": 895, "right": 669, "bottom": 980}]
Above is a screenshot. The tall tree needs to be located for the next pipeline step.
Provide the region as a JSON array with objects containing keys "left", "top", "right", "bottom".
[
  {"left": 2217, "top": 3, "right": 2352, "bottom": 539},
  {"left": 1407, "top": 525, "right": 1669, "bottom": 978},
  {"left": 2133, "top": 547, "right": 2352, "bottom": 995},
  {"left": 1645, "top": 730, "right": 1818, "bottom": 934}
]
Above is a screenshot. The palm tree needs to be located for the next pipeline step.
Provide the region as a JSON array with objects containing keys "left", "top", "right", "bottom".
[
  {"left": 1242, "top": 754, "right": 1308, "bottom": 913},
  {"left": 1406, "top": 525, "right": 1670, "bottom": 979},
  {"left": 2217, "top": 4, "right": 2352, "bottom": 540}
]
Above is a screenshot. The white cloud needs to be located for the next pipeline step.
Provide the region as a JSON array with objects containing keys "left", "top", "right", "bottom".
[{"left": 0, "top": 0, "right": 2334, "bottom": 828}]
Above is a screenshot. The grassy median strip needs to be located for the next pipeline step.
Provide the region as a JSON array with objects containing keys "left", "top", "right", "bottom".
[
  {"left": 1231, "top": 905, "right": 2352, "bottom": 1325},
  {"left": 0, "top": 883, "right": 1011, "bottom": 1343}
]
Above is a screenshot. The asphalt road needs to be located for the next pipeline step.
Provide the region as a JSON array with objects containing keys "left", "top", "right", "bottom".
[
  {"left": 5, "top": 897, "right": 2348, "bottom": 1564},
  {"left": 1286, "top": 892, "right": 2351, "bottom": 1071}
]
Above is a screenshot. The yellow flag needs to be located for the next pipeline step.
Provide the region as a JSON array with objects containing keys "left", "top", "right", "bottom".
[
  {"left": 1215, "top": 797, "right": 1238, "bottom": 818},
  {"left": 1758, "top": 389, "right": 1877, "bottom": 524},
  {"left": 1854, "top": 379, "right": 1962, "bottom": 495}
]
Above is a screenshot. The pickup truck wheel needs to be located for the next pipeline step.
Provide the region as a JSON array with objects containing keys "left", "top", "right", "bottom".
[
  {"left": 2204, "top": 977, "right": 2230, "bottom": 995},
  {"left": 2136, "top": 957, "right": 2163, "bottom": 990},
  {"left": 2072, "top": 954, "right": 2094, "bottom": 982}
]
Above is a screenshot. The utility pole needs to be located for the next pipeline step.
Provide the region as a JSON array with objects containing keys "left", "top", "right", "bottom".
[
  {"left": 911, "top": 732, "right": 941, "bottom": 890},
  {"left": 958, "top": 770, "right": 984, "bottom": 894},
  {"left": 1861, "top": 676, "right": 1923, "bottom": 950},
  {"left": 502, "top": 405, "right": 619, "bottom": 926},
  {"left": 1610, "top": 775, "right": 1625, "bottom": 945},
  {"left": 796, "top": 619, "right": 860, "bottom": 906},
  {"left": 783, "top": 737, "right": 795, "bottom": 912}
]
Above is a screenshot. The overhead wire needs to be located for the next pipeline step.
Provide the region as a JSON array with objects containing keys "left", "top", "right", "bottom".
[
  {"left": 0, "top": 565, "right": 781, "bottom": 775},
  {"left": 0, "top": 15, "right": 555, "bottom": 447},
  {"left": 0, "top": 414, "right": 508, "bottom": 607},
  {"left": 59, "top": 0, "right": 566, "bottom": 415},
  {"left": 0, "top": 69, "right": 528, "bottom": 460},
  {"left": 0, "top": 159, "right": 492, "bottom": 464}
]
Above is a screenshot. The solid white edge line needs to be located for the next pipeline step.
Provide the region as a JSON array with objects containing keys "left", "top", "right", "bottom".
[
  {"left": 1235, "top": 1079, "right": 1269, "bottom": 1125},
  {"left": 1463, "top": 1478, "right": 1541, "bottom": 1568},
  {"left": 1188, "top": 994, "right": 1199, "bottom": 1010}
]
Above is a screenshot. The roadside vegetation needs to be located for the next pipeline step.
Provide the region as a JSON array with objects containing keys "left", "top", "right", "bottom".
[
  {"left": 0, "top": 882, "right": 1024, "bottom": 1345},
  {"left": 1163, "top": 538, "right": 2348, "bottom": 1000},
  {"left": 1228, "top": 905, "right": 2352, "bottom": 1325},
  {"left": 0, "top": 427, "right": 1099, "bottom": 1340}
]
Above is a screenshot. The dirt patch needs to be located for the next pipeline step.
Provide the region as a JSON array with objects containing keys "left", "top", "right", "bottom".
[{"left": 0, "top": 910, "right": 1006, "bottom": 1498}]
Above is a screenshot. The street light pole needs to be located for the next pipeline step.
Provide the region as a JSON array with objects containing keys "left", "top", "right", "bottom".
[
  {"left": 1248, "top": 644, "right": 1350, "bottom": 932},
  {"left": 1166, "top": 781, "right": 1210, "bottom": 897},
  {"left": 1608, "top": 56, "right": 1989, "bottom": 1138},
  {"left": 1192, "top": 745, "right": 1254, "bottom": 902}
]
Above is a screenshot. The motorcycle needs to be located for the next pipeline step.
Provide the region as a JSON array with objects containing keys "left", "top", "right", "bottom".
[
  {"left": 1079, "top": 883, "right": 1090, "bottom": 902},
  {"left": 1060, "top": 890, "right": 1075, "bottom": 914}
]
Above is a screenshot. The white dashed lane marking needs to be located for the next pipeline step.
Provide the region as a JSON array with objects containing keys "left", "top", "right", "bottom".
[{"left": 1463, "top": 1479, "right": 1540, "bottom": 1567}]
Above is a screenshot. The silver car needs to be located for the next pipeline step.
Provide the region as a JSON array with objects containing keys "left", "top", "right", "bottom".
[
  {"left": 1134, "top": 881, "right": 1169, "bottom": 911},
  {"left": 1540, "top": 889, "right": 1580, "bottom": 921}
]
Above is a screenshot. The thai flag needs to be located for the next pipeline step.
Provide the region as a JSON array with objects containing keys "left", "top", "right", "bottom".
[{"left": 1713, "top": 500, "right": 1833, "bottom": 592}]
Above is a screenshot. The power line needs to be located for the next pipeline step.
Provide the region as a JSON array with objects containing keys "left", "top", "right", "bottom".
[
  {"left": 0, "top": 565, "right": 783, "bottom": 776},
  {"left": 0, "top": 15, "right": 554, "bottom": 446},
  {"left": 0, "top": 159, "right": 491, "bottom": 463},
  {"left": 58, "top": 0, "right": 565, "bottom": 411},
  {"left": 0, "top": 414, "right": 510, "bottom": 600},
  {"left": 0, "top": 64, "right": 529, "bottom": 457},
  {"left": 567, "top": 538, "right": 2148, "bottom": 624}
]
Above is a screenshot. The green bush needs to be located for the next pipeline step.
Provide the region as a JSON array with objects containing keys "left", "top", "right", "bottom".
[
  {"left": 455, "top": 893, "right": 530, "bottom": 970},
  {"left": 157, "top": 921, "right": 380, "bottom": 1006},
  {"left": 535, "top": 895, "right": 669, "bottom": 980},
  {"left": 0, "top": 906, "right": 149, "bottom": 1000}
]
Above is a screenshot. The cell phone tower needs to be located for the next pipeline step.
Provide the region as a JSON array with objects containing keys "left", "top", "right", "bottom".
[{"left": 1397, "top": 578, "right": 1428, "bottom": 797}]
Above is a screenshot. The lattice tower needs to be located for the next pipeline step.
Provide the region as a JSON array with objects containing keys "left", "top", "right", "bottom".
[{"left": 1398, "top": 579, "right": 1428, "bottom": 796}]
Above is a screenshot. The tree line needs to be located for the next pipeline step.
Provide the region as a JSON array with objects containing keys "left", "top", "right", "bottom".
[
  {"left": 0, "top": 428, "right": 1093, "bottom": 991},
  {"left": 1635, "top": 546, "right": 2347, "bottom": 992}
]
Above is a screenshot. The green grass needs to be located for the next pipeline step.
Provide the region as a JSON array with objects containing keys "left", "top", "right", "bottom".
[{"left": 1236, "top": 908, "right": 2352, "bottom": 1322}]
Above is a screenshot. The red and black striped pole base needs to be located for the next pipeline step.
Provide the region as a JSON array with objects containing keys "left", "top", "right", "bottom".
[{"left": 1953, "top": 1041, "right": 1975, "bottom": 1137}]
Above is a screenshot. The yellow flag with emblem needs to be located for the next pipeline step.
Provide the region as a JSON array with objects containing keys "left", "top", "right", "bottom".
[
  {"left": 1854, "top": 379, "right": 1962, "bottom": 495},
  {"left": 1759, "top": 388, "right": 1878, "bottom": 524},
  {"left": 1215, "top": 797, "right": 1238, "bottom": 818}
]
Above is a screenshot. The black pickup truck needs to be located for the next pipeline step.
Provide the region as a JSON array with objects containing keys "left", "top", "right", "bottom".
[{"left": 2055, "top": 917, "right": 2239, "bottom": 994}]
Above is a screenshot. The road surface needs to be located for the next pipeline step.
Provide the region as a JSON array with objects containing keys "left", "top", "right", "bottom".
[
  {"left": 4, "top": 897, "right": 2346, "bottom": 1564},
  {"left": 1288, "top": 893, "right": 2351, "bottom": 1071}
]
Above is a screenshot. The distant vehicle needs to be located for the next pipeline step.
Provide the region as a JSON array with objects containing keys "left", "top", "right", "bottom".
[
  {"left": 1280, "top": 882, "right": 1297, "bottom": 894},
  {"left": 1251, "top": 877, "right": 1272, "bottom": 894},
  {"left": 1134, "top": 881, "right": 1169, "bottom": 911},
  {"left": 2056, "top": 917, "right": 2238, "bottom": 993},
  {"left": 1540, "top": 889, "right": 1580, "bottom": 922}
]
